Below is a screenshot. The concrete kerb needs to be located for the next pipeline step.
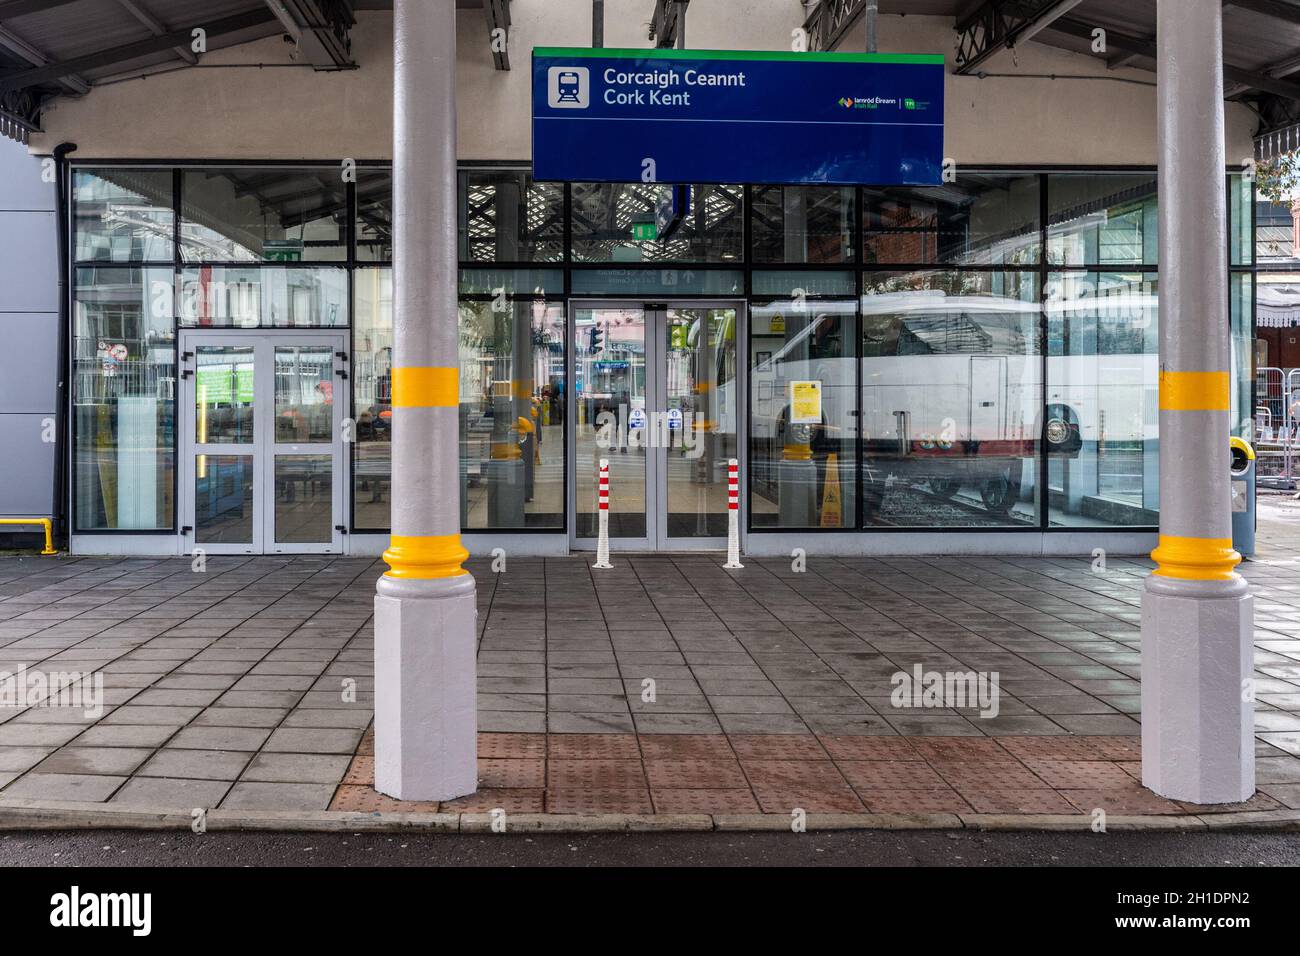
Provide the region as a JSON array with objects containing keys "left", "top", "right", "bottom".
[{"left": 1, "top": 798, "right": 1298, "bottom": 833}]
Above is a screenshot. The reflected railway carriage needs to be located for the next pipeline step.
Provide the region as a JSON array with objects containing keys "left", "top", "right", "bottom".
[{"left": 745, "top": 291, "right": 1157, "bottom": 516}]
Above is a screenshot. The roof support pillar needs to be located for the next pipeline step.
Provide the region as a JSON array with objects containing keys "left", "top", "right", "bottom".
[
  {"left": 374, "top": 0, "right": 477, "bottom": 803},
  {"left": 1141, "top": 0, "right": 1254, "bottom": 805}
]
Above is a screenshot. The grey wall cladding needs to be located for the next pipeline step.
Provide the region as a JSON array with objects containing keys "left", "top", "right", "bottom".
[{"left": 0, "top": 139, "right": 57, "bottom": 521}]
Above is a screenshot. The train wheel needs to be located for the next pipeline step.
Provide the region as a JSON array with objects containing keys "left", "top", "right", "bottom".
[
  {"left": 928, "top": 477, "right": 961, "bottom": 500},
  {"left": 979, "top": 471, "right": 1021, "bottom": 514}
]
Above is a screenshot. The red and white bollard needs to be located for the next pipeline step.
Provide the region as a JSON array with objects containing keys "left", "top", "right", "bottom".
[
  {"left": 593, "top": 458, "right": 613, "bottom": 569},
  {"left": 724, "top": 458, "right": 744, "bottom": 569}
]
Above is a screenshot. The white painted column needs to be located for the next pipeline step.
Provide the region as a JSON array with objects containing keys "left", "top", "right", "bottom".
[
  {"left": 1141, "top": 0, "right": 1253, "bottom": 804},
  {"left": 373, "top": 0, "right": 477, "bottom": 802}
]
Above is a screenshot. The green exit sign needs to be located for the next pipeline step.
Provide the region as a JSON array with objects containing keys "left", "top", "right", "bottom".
[
  {"left": 265, "top": 239, "right": 303, "bottom": 262},
  {"left": 631, "top": 222, "right": 657, "bottom": 241}
]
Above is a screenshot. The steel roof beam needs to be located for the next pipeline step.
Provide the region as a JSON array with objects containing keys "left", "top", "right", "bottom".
[
  {"left": 0, "top": 24, "right": 87, "bottom": 93},
  {"left": 115, "top": 0, "right": 198, "bottom": 66},
  {"left": 0, "top": 8, "right": 277, "bottom": 94},
  {"left": 650, "top": 0, "right": 687, "bottom": 48},
  {"left": 954, "top": 0, "right": 1086, "bottom": 75},
  {"left": 482, "top": 0, "right": 510, "bottom": 70},
  {"left": 263, "top": 0, "right": 355, "bottom": 69},
  {"left": 0, "top": 0, "right": 80, "bottom": 18},
  {"left": 803, "top": 0, "right": 876, "bottom": 53},
  {"left": 1044, "top": 15, "right": 1300, "bottom": 100},
  {"left": 1225, "top": 0, "right": 1300, "bottom": 23}
]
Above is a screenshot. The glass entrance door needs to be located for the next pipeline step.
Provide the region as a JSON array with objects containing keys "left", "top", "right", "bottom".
[
  {"left": 570, "top": 302, "right": 741, "bottom": 550},
  {"left": 180, "top": 331, "right": 347, "bottom": 554}
]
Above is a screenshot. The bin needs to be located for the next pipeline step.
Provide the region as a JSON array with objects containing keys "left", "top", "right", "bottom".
[{"left": 1230, "top": 436, "right": 1256, "bottom": 559}]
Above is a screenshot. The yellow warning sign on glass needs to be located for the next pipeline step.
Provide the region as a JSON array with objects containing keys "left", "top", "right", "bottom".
[
  {"left": 790, "top": 380, "right": 821, "bottom": 424},
  {"left": 770, "top": 313, "right": 785, "bottom": 334}
]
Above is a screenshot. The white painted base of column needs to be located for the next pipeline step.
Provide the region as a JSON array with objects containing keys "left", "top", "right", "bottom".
[
  {"left": 1141, "top": 575, "right": 1254, "bottom": 804},
  {"left": 373, "top": 574, "right": 478, "bottom": 801}
]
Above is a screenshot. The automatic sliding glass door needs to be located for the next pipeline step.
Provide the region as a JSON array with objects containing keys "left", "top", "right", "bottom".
[
  {"left": 572, "top": 305, "right": 652, "bottom": 547},
  {"left": 569, "top": 301, "right": 741, "bottom": 551}
]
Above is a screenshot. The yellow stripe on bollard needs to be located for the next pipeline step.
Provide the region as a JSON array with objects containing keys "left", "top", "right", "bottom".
[
  {"left": 382, "top": 534, "right": 469, "bottom": 579},
  {"left": 1158, "top": 371, "right": 1229, "bottom": 411},
  {"left": 391, "top": 367, "right": 458, "bottom": 408},
  {"left": 1150, "top": 534, "right": 1240, "bottom": 581}
]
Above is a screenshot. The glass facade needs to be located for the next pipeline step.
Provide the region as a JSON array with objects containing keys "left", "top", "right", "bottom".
[
  {"left": 457, "top": 298, "right": 566, "bottom": 530},
  {"left": 862, "top": 270, "right": 1041, "bottom": 527},
  {"left": 1044, "top": 175, "right": 1160, "bottom": 527},
  {"left": 69, "top": 165, "right": 1257, "bottom": 540},
  {"left": 750, "top": 299, "right": 856, "bottom": 528},
  {"left": 352, "top": 266, "right": 393, "bottom": 531},
  {"left": 73, "top": 266, "right": 176, "bottom": 530},
  {"left": 180, "top": 168, "right": 348, "bottom": 262},
  {"left": 863, "top": 174, "right": 1040, "bottom": 266}
]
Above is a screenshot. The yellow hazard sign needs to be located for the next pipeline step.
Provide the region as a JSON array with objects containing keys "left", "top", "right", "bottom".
[
  {"left": 770, "top": 312, "right": 785, "bottom": 334},
  {"left": 790, "top": 380, "right": 822, "bottom": 425},
  {"left": 821, "top": 453, "right": 842, "bottom": 528}
]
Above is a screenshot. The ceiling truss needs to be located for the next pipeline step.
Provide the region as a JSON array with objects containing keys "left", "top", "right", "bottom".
[{"left": 0, "top": 0, "right": 358, "bottom": 143}]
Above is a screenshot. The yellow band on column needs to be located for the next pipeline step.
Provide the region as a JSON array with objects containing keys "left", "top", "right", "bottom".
[
  {"left": 1158, "top": 371, "right": 1229, "bottom": 411},
  {"left": 1151, "top": 534, "right": 1240, "bottom": 581},
  {"left": 391, "top": 367, "right": 458, "bottom": 408},
  {"left": 383, "top": 534, "right": 469, "bottom": 578},
  {"left": 783, "top": 443, "right": 812, "bottom": 462}
]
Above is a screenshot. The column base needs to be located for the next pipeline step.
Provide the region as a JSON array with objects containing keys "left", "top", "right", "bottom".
[
  {"left": 1141, "top": 574, "right": 1254, "bottom": 804},
  {"left": 373, "top": 574, "right": 477, "bottom": 801},
  {"left": 486, "top": 457, "right": 526, "bottom": 527},
  {"left": 778, "top": 458, "right": 818, "bottom": 527}
]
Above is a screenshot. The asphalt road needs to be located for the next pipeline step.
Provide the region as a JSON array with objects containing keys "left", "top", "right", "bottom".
[{"left": 1, "top": 828, "right": 1298, "bottom": 867}]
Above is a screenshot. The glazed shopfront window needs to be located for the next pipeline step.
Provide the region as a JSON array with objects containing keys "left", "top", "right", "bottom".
[
  {"left": 749, "top": 300, "right": 857, "bottom": 529},
  {"left": 861, "top": 270, "right": 1042, "bottom": 528},
  {"left": 73, "top": 267, "right": 176, "bottom": 531},
  {"left": 458, "top": 298, "right": 566, "bottom": 530}
]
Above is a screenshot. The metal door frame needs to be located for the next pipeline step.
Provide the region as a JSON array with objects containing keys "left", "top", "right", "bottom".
[
  {"left": 179, "top": 329, "right": 349, "bottom": 556},
  {"left": 567, "top": 299, "right": 745, "bottom": 552}
]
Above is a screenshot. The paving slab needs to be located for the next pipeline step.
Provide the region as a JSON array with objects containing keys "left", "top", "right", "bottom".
[
  {"left": 34, "top": 747, "right": 153, "bottom": 776},
  {"left": 0, "top": 541, "right": 1298, "bottom": 827},
  {"left": 137, "top": 749, "right": 252, "bottom": 781}
]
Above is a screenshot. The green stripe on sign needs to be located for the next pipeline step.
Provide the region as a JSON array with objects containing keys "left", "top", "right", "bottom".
[{"left": 533, "top": 47, "right": 946, "bottom": 65}]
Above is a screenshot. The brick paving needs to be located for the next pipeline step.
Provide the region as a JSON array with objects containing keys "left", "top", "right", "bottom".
[{"left": 0, "top": 518, "right": 1299, "bottom": 819}]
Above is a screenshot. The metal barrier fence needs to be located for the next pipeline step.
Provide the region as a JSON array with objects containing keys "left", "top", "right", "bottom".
[{"left": 1255, "top": 366, "right": 1298, "bottom": 488}]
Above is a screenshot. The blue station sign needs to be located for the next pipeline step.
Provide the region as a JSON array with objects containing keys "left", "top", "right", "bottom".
[{"left": 532, "top": 47, "right": 945, "bottom": 186}]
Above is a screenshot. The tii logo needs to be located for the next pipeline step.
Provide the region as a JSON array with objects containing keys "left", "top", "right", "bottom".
[
  {"left": 50, "top": 886, "right": 152, "bottom": 936},
  {"left": 548, "top": 66, "right": 590, "bottom": 109}
]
